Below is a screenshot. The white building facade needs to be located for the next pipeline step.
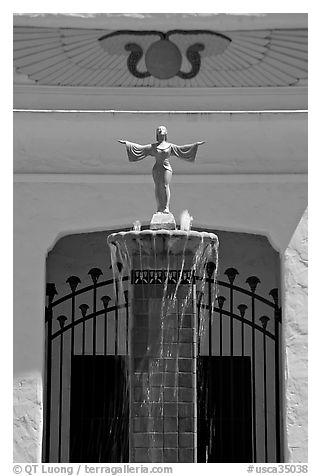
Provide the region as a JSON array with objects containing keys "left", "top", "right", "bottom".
[{"left": 13, "top": 13, "right": 308, "bottom": 463}]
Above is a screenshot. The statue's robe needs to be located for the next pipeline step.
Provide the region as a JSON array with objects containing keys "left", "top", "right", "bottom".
[{"left": 124, "top": 142, "right": 199, "bottom": 171}]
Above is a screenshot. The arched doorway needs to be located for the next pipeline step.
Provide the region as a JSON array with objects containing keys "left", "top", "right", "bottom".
[{"left": 43, "top": 226, "right": 282, "bottom": 463}]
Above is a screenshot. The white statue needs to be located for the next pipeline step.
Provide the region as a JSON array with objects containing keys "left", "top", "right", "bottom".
[{"left": 118, "top": 126, "right": 204, "bottom": 214}]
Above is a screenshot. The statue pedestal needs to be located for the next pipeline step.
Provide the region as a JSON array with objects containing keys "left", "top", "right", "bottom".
[{"left": 150, "top": 212, "right": 176, "bottom": 230}]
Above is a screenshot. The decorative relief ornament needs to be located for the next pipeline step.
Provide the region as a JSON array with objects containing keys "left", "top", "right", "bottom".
[
  {"left": 13, "top": 27, "right": 307, "bottom": 87},
  {"left": 98, "top": 30, "right": 230, "bottom": 80},
  {"left": 131, "top": 269, "right": 194, "bottom": 284}
]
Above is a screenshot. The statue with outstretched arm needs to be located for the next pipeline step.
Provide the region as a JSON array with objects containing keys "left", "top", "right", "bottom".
[{"left": 118, "top": 125, "right": 205, "bottom": 213}]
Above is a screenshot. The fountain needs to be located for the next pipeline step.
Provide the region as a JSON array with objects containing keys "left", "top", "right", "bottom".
[{"left": 107, "top": 127, "right": 218, "bottom": 463}]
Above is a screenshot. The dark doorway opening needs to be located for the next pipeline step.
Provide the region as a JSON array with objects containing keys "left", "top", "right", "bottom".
[
  {"left": 197, "top": 356, "right": 253, "bottom": 462},
  {"left": 69, "top": 356, "right": 129, "bottom": 463}
]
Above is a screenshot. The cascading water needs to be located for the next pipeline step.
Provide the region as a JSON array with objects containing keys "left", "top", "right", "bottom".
[{"left": 107, "top": 229, "right": 218, "bottom": 463}]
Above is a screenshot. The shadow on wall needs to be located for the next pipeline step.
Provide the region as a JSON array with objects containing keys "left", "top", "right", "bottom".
[{"left": 47, "top": 227, "right": 280, "bottom": 299}]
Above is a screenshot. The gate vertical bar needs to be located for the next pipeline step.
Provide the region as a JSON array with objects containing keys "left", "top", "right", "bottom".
[
  {"left": 79, "top": 303, "right": 89, "bottom": 460},
  {"left": 217, "top": 296, "right": 226, "bottom": 461},
  {"left": 45, "top": 283, "right": 57, "bottom": 463},
  {"left": 251, "top": 293, "right": 257, "bottom": 463},
  {"left": 66, "top": 277, "right": 80, "bottom": 463},
  {"left": 124, "top": 290, "right": 129, "bottom": 355},
  {"left": 206, "top": 262, "right": 216, "bottom": 357},
  {"left": 207, "top": 280, "right": 212, "bottom": 357},
  {"left": 45, "top": 307, "right": 52, "bottom": 462},
  {"left": 71, "top": 293, "right": 75, "bottom": 356},
  {"left": 66, "top": 276, "right": 81, "bottom": 356},
  {"left": 275, "top": 307, "right": 281, "bottom": 462},
  {"left": 225, "top": 268, "right": 238, "bottom": 461},
  {"left": 79, "top": 304, "right": 89, "bottom": 355},
  {"left": 101, "top": 296, "right": 111, "bottom": 355},
  {"left": 196, "top": 291, "right": 203, "bottom": 356},
  {"left": 88, "top": 268, "right": 103, "bottom": 356},
  {"left": 82, "top": 318, "right": 86, "bottom": 356},
  {"left": 230, "top": 283, "right": 234, "bottom": 461},
  {"left": 270, "top": 288, "right": 281, "bottom": 462},
  {"left": 88, "top": 268, "right": 102, "bottom": 459},
  {"left": 260, "top": 316, "right": 270, "bottom": 462},
  {"left": 93, "top": 287, "right": 97, "bottom": 356},
  {"left": 112, "top": 262, "right": 122, "bottom": 357},
  {"left": 206, "top": 262, "right": 216, "bottom": 460},
  {"left": 238, "top": 304, "right": 248, "bottom": 462},
  {"left": 57, "top": 315, "right": 67, "bottom": 463},
  {"left": 115, "top": 279, "right": 119, "bottom": 355},
  {"left": 104, "top": 306, "right": 108, "bottom": 355},
  {"left": 246, "top": 276, "right": 260, "bottom": 462},
  {"left": 217, "top": 296, "right": 225, "bottom": 357}
]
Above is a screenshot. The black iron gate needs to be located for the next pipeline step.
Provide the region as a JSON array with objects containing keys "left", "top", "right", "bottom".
[
  {"left": 44, "top": 265, "right": 282, "bottom": 463},
  {"left": 196, "top": 268, "right": 282, "bottom": 462},
  {"left": 197, "top": 356, "right": 253, "bottom": 462},
  {"left": 69, "top": 355, "right": 129, "bottom": 462}
]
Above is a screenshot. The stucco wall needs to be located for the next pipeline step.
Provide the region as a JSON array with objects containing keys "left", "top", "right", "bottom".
[
  {"left": 13, "top": 376, "right": 43, "bottom": 462},
  {"left": 284, "top": 209, "right": 308, "bottom": 462}
]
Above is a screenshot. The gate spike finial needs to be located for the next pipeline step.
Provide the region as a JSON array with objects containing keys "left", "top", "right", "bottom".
[
  {"left": 237, "top": 304, "right": 248, "bottom": 318},
  {"left": 66, "top": 275, "right": 81, "bottom": 292},
  {"left": 46, "top": 283, "right": 58, "bottom": 304},
  {"left": 269, "top": 288, "right": 279, "bottom": 306},
  {"left": 224, "top": 267, "right": 239, "bottom": 284},
  {"left": 259, "top": 315, "right": 270, "bottom": 329},
  {"left": 79, "top": 303, "right": 89, "bottom": 317},
  {"left": 101, "top": 295, "right": 111, "bottom": 309},
  {"left": 246, "top": 276, "right": 261, "bottom": 293},
  {"left": 57, "top": 315, "right": 67, "bottom": 329},
  {"left": 88, "top": 267, "right": 103, "bottom": 284},
  {"left": 217, "top": 295, "right": 226, "bottom": 309}
]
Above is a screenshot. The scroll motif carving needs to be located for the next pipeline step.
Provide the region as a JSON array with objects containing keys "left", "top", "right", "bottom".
[
  {"left": 125, "top": 43, "right": 151, "bottom": 79},
  {"left": 177, "top": 43, "right": 205, "bottom": 80}
]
